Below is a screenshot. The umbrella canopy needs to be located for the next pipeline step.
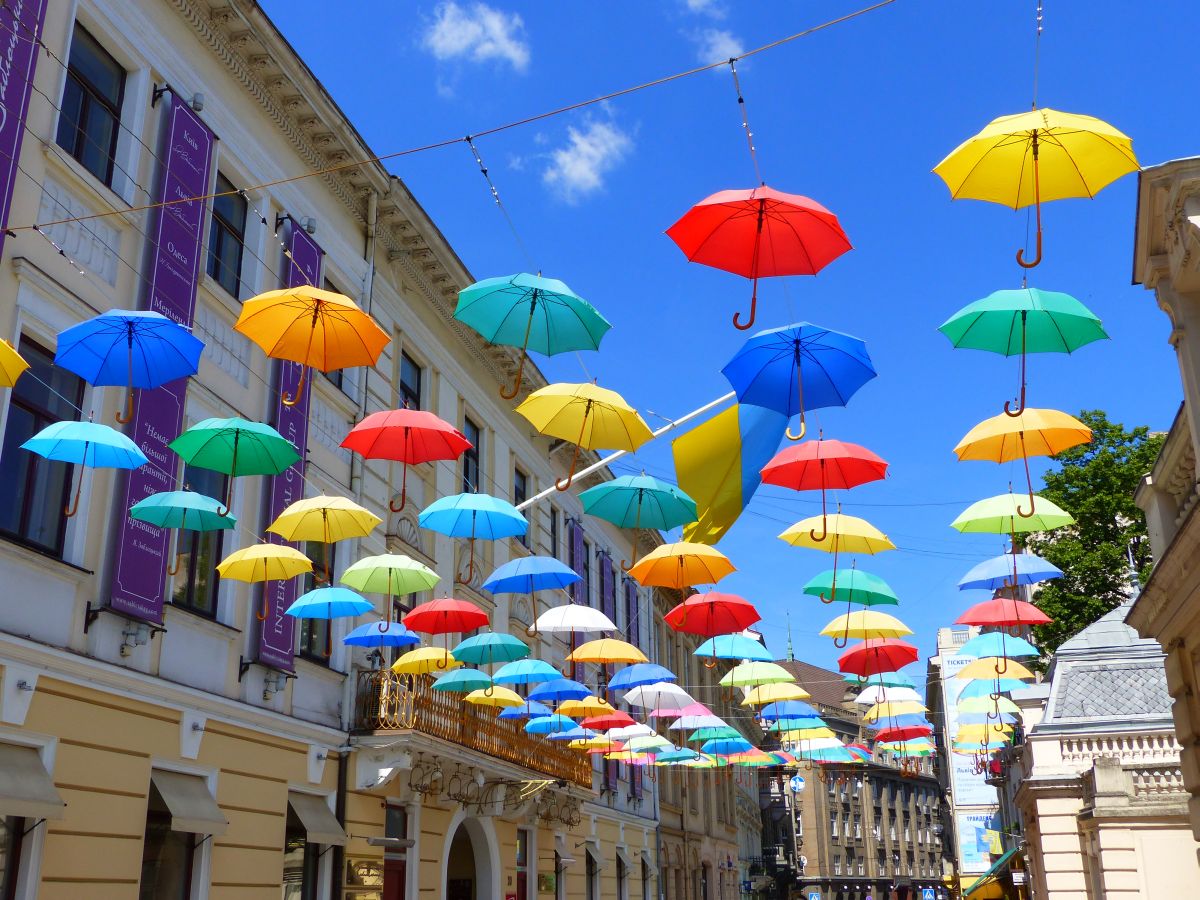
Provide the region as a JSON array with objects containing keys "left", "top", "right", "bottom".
[
  {"left": 664, "top": 591, "right": 760, "bottom": 637},
  {"left": 405, "top": 598, "right": 489, "bottom": 635},
  {"left": 579, "top": 475, "right": 697, "bottom": 544},
  {"left": 957, "top": 633, "right": 1039, "bottom": 660},
  {"left": 874, "top": 724, "right": 934, "bottom": 742},
  {"left": 623, "top": 682, "right": 694, "bottom": 710},
  {"left": 669, "top": 714, "right": 727, "bottom": 731},
  {"left": 532, "top": 603, "right": 616, "bottom": 634},
  {"left": 694, "top": 634, "right": 773, "bottom": 662},
  {"left": 719, "top": 661, "right": 795, "bottom": 688},
  {"left": 958, "top": 553, "right": 1063, "bottom": 592},
  {"left": 525, "top": 714, "right": 578, "bottom": 735},
  {"left": 761, "top": 436, "right": 888, "bottom": 517},
  {"left": 959, "top": 696, "right": 1021, "bottom": 715},
  {"left": 567, "top": 639, "right": 647, "bottom": 665},
  {"left": 452, "top": 633, "right": 530, "bottom": 666},
  {"left": 493, "top": 659, "right": 562, "bottom": 685},
  {"left": 0, "top": 338, "right": 29, "bottom": 387},
  {"left": 743, "top": 683, "right": 811, "bottom": 706},
  {"left": 628, "top": 542, "right": 736, "bottom": 590},
  {"left": 454, "top": 273, "right": 611, "bottom": 397},
  {"left": 957, "top": 595, "right": 1053, "bottom": 627},
  {"left": 234, "top": 285, "right": 389, "bottom": 406},
  {"left": 779, "top": 512, "right": 894, "bottom": 554},
  {"left": 951, "top": 493, "right": 1074, "bottom": 534},
  {"left": 722, "top": 322, "right": 875, "bottom": 440},
  {"left": 862, "top": 700, "right": 928, "bottom": 722},
  {"left": 266, "top": 495, "right": 381, "bottom": 579},
  {"left": 22, "top": 420, "right": 147, "bottom": 469},
  {"left": 556, "top": 696, "right": 616, "bottom": 718},
  {"left": 847, "top": 672, "right": 915, "bottom": 688},
  {"left": 820, "top": 610, "right": 913, "bottom": 640},
  {"left": 515, "top": 382, "right": 653, "bottom": 490},
  {"left": 607, "top": 723, "right": 654, "bottom": 741},
  {"left": 758, "top": 700, "right": 819, "bottom": 720},
  {"left": 528, "top": 678, "right": 592, "bottom": 704},
  {"left": 499, "top": 700, "right": 553, "bottom": 720},
  {"left": 342, "top": 622, "right": 420, "bottom": 648},
  {"left": 465, "top": 686, "right": 524, "bottom": 708},
  {"left": 341, "top": 554, "right": 440, "bottom": 596},
  {"left": 666, "top": 186, "right": 852, "bottom": 330},
  {"left": 956, "top": 657, "right": 1035, "bottom": 681},
  {"left": 763, "top": 716, "right": 827, "bottom": 733},
  {"left": 216, "top": 543, "right": 312, "bottom": 582},
  {"left": 391, "top": 647, "right": 461, "bottom": 674},
  {"left": 959, "top": 678, "right": 1029, "bottom": 699},
  {"left": 853, "top": 686, "right": 922, "bottom": 705},
  {"left": 419, "top": 493, "right": 527, "bottom": 583},
  {"left": 285, "top": 587, "right": 373, "bottom": 619},
  {"left": 688, "top": 726, "right": 743, "bottom": 742},
  {"left": 169, "top": 416, "right": 298, "bottom": 512},
  {"left": 701, "top": 737, "right": 754, "bottom": 756},
  {"left": 130, "top": 491, "right": 236, "bottom": 532},
  {"left": 483, "top": 556, "right": 581, "bottom": 594},
  {"left": 959, "top": 710, "right": 1018, "bottom": 726},
  {"left": 55, "top": 310, "right": 204, "bottom": 423},
  {"left": 802, "top": 568, "right": 897, "bottom": 606},
  {"left": 655, "top": 748, "right": 703, "bottom": 764},
  {"left": 583, "top": 710, "right": 636, "bottom": 731},
  {"left": 432, "top": 668, "right": 493, "bottom": 692},
  {"left": 838, "top": 639, "right": 919, "bottom": 677},
  {"left": 607, "top": 663, "right": 677, "bottom": 692}
]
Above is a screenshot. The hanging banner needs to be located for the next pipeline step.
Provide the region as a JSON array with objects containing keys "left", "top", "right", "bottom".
[
  {"left": 109, "top": 92, "right": 216, "bottom": 623},
  {"left": 0, "top": 0, "right": 47, "bottom": 261},
  {"left": 256, "top": 222, "right": 323, "bottom": 670}
]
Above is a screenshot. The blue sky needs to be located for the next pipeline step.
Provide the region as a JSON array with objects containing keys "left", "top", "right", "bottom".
[{"left": 262, "top": 0, "right": 1196, "bottom": 679}]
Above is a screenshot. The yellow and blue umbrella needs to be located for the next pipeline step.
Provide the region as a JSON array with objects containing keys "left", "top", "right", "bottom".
[{"left": 23, "top": 420, "right": 148, "bottom": 517}]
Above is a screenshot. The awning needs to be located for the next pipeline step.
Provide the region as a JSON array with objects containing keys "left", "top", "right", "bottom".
[
  {"left": 151, "top": 769, "right": 227, "bottom": 835},
  {"left": 965, "top": 847, "right": 1019, "bottom": 897},
  {"left": 615, "top": 845, "right": 634, "bottom": 871},
  {"left": 0, "top": 743, "right": 65, "bottom": 820},
  {"left": 640, "top": 848, "right": 658, "bottom": 877},
  {"left": 584, "top": 837, "right": 608, "bottom": 870},
  {"left": 288, "top": 791, "right": 346, "bottom": 846},
  {"left": 555, "top": 833, "right": 577, "bottom": 866}
]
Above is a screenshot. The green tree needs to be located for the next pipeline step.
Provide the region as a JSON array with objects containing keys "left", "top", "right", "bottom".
[{"left": 1023, "top": 410, "right": 1164, "bottom": 652}]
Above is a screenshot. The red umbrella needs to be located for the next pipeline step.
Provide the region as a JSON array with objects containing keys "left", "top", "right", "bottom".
[
  {"left": 664, "top": 592, "right": 761, "bottom": 637},
  {"left": 838, "top": 638, "right": 918, "bottom": 677},
  {"left": 761, "top": 435, "right": 887, "bottom": 540},
  {"left": 956, "top": 595, "right": 1052, "bottom": 628},
  {"left": 404, "top": 598, "right": 489, "bottom": 635},
  {"left": 873, "top": 724, "right": 933, "bottom": 742},
  {"left": 665, "top": 185, "right": 852, "bottom": 330},
  {"left": 583, "top": 710, "right": 636, "bottom": 730},
  {"left": 341, "top": 409, "right": 471, "bottom": 511}
]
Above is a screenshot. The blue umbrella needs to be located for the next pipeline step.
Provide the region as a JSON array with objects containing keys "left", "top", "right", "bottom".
[
  {"left": 343, "top": 621, "right": 420, "bottom": 648},
  {"left": 494, "top": 659, "right": 562, "bottom": 685},
  {"left": 865, "top": 714, "right": 931, "bottom": 731},
  {"left": 452, "top": 633, "right": 530, "bottom": 666},
  {"left": 957, "top": 633, "right": 1039, "bottom": 660},
  {"left": 607, "top": 664, "right": 676, "bottom": 692},
  {"left": 549, "top": 726, "right": 596, "bottom": 741},
  {"left": 797, "top": 747, "right": 855, "bottom": 762},
  {"left": 721, "top": 322, "right": 876, "bottom": 440},
  {"left": 285, "top": 587, "right": 373, "bottom": 619},
  {"left": 483, "top": 556, "right": 580, "bottom": 633},
  {"left": 55, "top": 309, "right": 204, "bottom": 423},
  {"left": 758, "top": 700, "right": 819, "bottom": 720},
  {"left": 525, "top": 714, "right": 578, "bottom": 735},
  {"left": 499, "top": 700, "right": 552, "bottom": 720},
  {"left": 701, "top": 737, "right": 753, "bottom": 755},
  {"left": 958, "top": 552, "right": 1063, "bottom": 591},
  {"left": 959, "top": 678, "right": 1027, "bottom": 700},
  {"left": 529, "top": 677, "right": 591, "bottom": 704},
  {"left": 419, "top": 493, "right": 528, "bottom": 582},
  {"left": 694, "top": 634, "right": 773, "bottom": 662},
  {"left": 23, "top": 420, "right": 148, "bottom": 517}
]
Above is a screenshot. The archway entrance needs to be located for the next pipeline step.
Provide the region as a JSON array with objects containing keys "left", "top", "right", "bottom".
[{"left": 446, "top": 824, "right": 476, "bottom": 900}]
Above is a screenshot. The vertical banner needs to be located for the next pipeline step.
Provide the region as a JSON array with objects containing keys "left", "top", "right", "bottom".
[
  {"left": 0, "top": 0, "right": 47, "bottom": 261},
  {"left": 256, "top": 222, "right": 323, "bottom": 670},
  {"left": 109, "top": 94, "right": 216, "bottom": 622}
]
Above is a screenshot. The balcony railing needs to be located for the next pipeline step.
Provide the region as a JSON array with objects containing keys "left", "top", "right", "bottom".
[
  {"left": 1059, "top": 731, "right": 1182, "bottom": 766},
  {"left": 354, "top": 669, "right": 593, "bottom": 787}
]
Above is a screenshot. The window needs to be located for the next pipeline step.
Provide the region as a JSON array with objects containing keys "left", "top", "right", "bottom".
[
  {"left": 399, "top": 352, "right": 422, "bottom": 410},
  {"left": 517, "top": 829, "right": 530, "bottom": 900},
  {"left": 383, "top": 805, "right": 407, "bottom": 900},
  {"left": 0, "top": 338, "right": 84, "bottom": 555},
  {"left": 641, "top": 860, "right": 651, "bottom": 900},
  {"left": 829, "top": 813, "right": 838, "bottom": 837},
  {"left": 283, "top": 804, "right": 320, "bottom": 899},
  {"left": 513, "top": 467, "right": 528, "bottom": 546},
  {"left": 1, "top": 816, "right": 25, "bottom": 900},
  {"left": 207, "top": 173, "right": 247, "bottom": 297},
  {"left": 298, "top": 542, "right": 335, "bottom": 663},
  {"left": 171, "top": 465, "right": 227, "bottom": 617},
  {"left": 580, "top": 539, "right": 592, "bottom": 606},
  {"left": 139, "top": 783, "right": 196, "bottom": 900},
  {"left": 56, "top": 25, "right": 124, "bottom": 186},
  {"left": 321, "top": 279, "right": 346, "bottom": 391},
  {"left": 586, "top": 851, "right": 599, "bottom": 900},
  {"left": 462, "top": 417, "right": 481, "bottom": 492},
  {"left": 617, "top": 854, "right": 628, "bottom": 900},
  {"left": 549, "top": 506, "right": 559, "bottom": 559},
  {"left": 554, "top": 852, "right": 565, "bottom": 900}
]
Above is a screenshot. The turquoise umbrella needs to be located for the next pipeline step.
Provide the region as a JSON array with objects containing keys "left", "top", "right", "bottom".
[
  {"left": 23, "top": 419, "right": 148, "bottom": 517},
  {"left": 579, "top": 475, "right": 697, "bottom": 567},
  {"left": 493, "top": 659, "right": 561, "bottom": 685},
  {"left": 957, "top": 632, "right": 1039, "bottom": 659},
  {"left": 130, "top": 491, "right": 236, "bottom": 576},
  {"left": 454, "top": 273, "right": 612, "bottom": 398},
  {"left": 285, "top": 587, "right": 373, "bottom": 619},
  {"left": 419, "top": 493, "right": 528, "bottom": 583},
  {"left": 802, "top": 567, "right": 898, "bottom": 606},
  {"left": 432, "top": 668, "right": 493, "bottom": 693},
  {"left": 452, "top": 633, "right": 530, "bottom": 666},
  {"left": 693, "top": 634, "right": 773, "bottom": 662}
]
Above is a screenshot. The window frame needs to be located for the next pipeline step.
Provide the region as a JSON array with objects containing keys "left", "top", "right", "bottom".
[
  {"left": 513, "top": 466, "right": 528, "bottom": 546},
  {"left": 298, "top": 541, "right": 336, "bottom": 665},
  {"left": 170, "top": 465, "right": 227, "bottom": 619},
  {"left": 138, "top": 782, "right": 197, "bottom": 900},
  {"left": 55, "top": 24, "right": 126, "bottom": 188},
  {"left": 399, "top": 351, "right": 422, "bottom": 410},
  {"left": 206, "top": 172, "right": 247, "bottom": 298},
  {"left": 461, "top": 417, "right": 481, "bottom": 493}
]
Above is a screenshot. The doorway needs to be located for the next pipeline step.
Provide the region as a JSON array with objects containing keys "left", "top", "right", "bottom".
[{"left": 446, "top": 824, "right": 475, "bottom": 900}]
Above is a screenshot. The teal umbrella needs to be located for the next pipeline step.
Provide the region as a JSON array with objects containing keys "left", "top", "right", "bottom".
[
  {"left": 802, "top": 567, "right": 898, "bottom": 606},
  {"left": 130, "top": 490, "right": 237, "bottom": 577},
  {"left": 453, "top": 273, "right": 612, "bottom": 398},
  {"left": 452, "top": 633, "right": 530, "bottom": 666},
  {"left": 22, "top": 419, "right": 148, "bottom": 517},
  {"left": 432, "top": 668, "right": 493, "bottom": 693},
  {"left": 579, "top": 475, "right": 697, "bottom": 567}
]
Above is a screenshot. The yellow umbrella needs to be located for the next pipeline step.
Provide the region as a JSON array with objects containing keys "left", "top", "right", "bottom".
[
  {"left": 954, "top": 408, "right": 1091, "bottom": 517},
  {"left": 266, "top": 494, "right": 382, "bottom": 581},
  {"left": 515, "top": 382, "right": 653, "bottom": 490},
  {"left": 956, "top": 723, "right": 1014, "bottom": 740},
  {"left": 566, "top": 639, "right": 647, "bottom": 665},
  {"left": 571, "top": 737, "right": 623, "bottom": 751},
  {"left": 742, "top": 683, "right": 811, "bottom": 706},
  {"left": 777, "top": 727, "right": 835, "bottom": 741},
  {"left": 956, "top": 657, "right": 1035, "bottom": 681},
  {"left": 216, "top": 543, "right": 313, "bottom": 622},
  {"left": 780, "top": 512, "right": 894, "bottom": 612},
  {"left": 465, "top": 686, "right": 523, "bottom": 707},
  {"left": 391, "top": 647, "right": 461, "bottom": 674},
  {"left": 627, "top": 541, "right": 735, "bottom": 589},
  {"left": 0, "top": 339, "right": 29, "bottom": 387},
  {"left": 556, "top": 696, "right": 616, "bottom": 718},
  {"left": 819, "top": 610, "right": 912, "bottom": 641},
  {"left": 234, "top": 285, "right": 390, "bottom": 407},
  {"left": 862, "top": 700, "right": 927, "bottom": 723},
  {"left": 934, "top": 108, "right": 1138, "bottom": 268}
]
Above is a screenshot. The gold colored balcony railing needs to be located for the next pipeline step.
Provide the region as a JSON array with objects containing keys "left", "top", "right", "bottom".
[{"left": 354, "top": 669, "right": 594, "bottom": 788}]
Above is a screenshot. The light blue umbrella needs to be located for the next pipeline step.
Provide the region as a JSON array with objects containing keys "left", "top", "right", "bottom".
[
  {"left": 655, "top": 747, "right": 701, "bottom": 763},
  {"left": 499, "top": 700, "right": 552, "bottom": 720},
  {"left": 797, "top": 747, "right": 855, "bottom": 763},
  {"left": 701, "top": 737, "right": 754, "bottom": 755},
  {"left": 688, "top": 726, "right": 742, "bottom": 742},
  {"left": 343, "top": 621, "right": 420, "bottom": 648},
  {"left": 959, "top": 711, "right": 1018, "bottom": 726},
  {"left": 958, "top": 552, "right": 1063, "bottom": 591},
  {"left": 419, "top": 493, "right": 528, "bottom": 582},
  {"left": 23, "top": 419, "right": 148, "bottom": 517},
  {"left": 525, "top": 714, "right": 577, "bottom": 735},
  {"left": 529, "top": 677, "right": 591, "bottom": 704},
  {"left": 758, "top": 700, "right": 819, "bottom": 720},
  {"left": 607, "top": 664, "right": 676, "bottom": 692},
  {"left": 452, "top": 633, "right": 530, "bottom": 666},
  {"left": 957, "top": 632, "right": 1039, "bottom": 660},
  {"left": 845, "top": 672, "right": 914, "bottom": 689},
  {"left": 549, "top": 726, "right": 597, "bottom": 741},
  {"left": 55, "top": 309, "right": 204, "bottom": 423},
  {"left": 285, "top": 587, "right": 373, "bottom": 619},
  {"left": 130, "top": 490, "right": 236, "bottom": 532},
  {"left": 432, "top": 668, "right": 493, "bottom": 692},
  {"left": 694, "top": 634, "right": 773, "bottom": 662},
  {"left": 959, "top": 678, "right": 1028, "bottom": 700},
  {"left": 494, "top": 659, "right": 562, "bottom": 685}
]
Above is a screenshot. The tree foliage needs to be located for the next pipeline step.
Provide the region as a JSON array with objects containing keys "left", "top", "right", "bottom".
[{"left": 1023, "top": 410, "right": 1164, "bottom": 652}]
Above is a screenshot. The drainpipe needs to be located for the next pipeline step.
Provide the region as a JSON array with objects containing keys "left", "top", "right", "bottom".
[
  {"left": 333, "top": 750, "right": 348, "bottom": 899},
  {"left": 349, "top": 186, "right": 380, "bottom": 499},
  {"left": 656, "top": 824, "right": 664, "bottom": 900}
]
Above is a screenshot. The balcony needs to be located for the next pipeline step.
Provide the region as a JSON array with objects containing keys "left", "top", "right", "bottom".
[{"left": 354, "top": 670, "right": 593, "bottom": 787}]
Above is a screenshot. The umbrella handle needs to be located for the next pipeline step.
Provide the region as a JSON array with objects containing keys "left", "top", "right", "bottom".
[
  {"left": 115, "top": 387, "right": 135, "bottom": 424},
  {"left": 1016, "top": 133, "right": 1043, "bottom": 268},
  {"left": 817, "top": 538, "right": 839, "bottom": 603},
  {"left": 620, "top": 503, "right": 642, "bottom": 571},
  {"left": 555, "top": 438, "right": 584, "bottom": 492},
  {"left": 500, "top": 348, "right": 529, "bottom": 401},
  {"left": 832, "top": 634, "right": 849, "bottom": 650},
  {"left": 1016, "top": 227, "right": 1042, "bottom": 269},
  {"left": 785, "top": 365, "right": 806, "bottom": 441},
  {"left": 1004, "top": 312, "right": 1029, "bottom": 418},
  {"left": 167, "top": 550, "right": 184, "bottom": 577},
  {"left": 456, "top": 538, "right": 477, "bottom": 585},
  {"left": 389, "top": 460, "right": 409, "bottom": 512},
  {"left": 256, "top": 592, "right": 269, "bottom": 622},
  {"left": 1016, "top": 439, "right": 1036, "bottom": 518},
  {"left": 282, "top": 365, "right": 309, "bottom": 408},
  {"left": 732, "top": 283, "right": 758, "bottom": 331},
  {"left": 703, "top": 655, "right": 718, "bottom": 670},
  {"left": 64, "top": 459, "right": 86, "bottom": 518},
  {"left": 809, "top": 523, "right": 828, "bottom": 544},
  {"left": 996, "top": 654, "right": 1010, "bottom": 676}
]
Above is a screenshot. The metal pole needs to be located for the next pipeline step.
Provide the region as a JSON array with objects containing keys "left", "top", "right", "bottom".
[{"left": 515, "top": 391, "right": 737, "bottom": 511}]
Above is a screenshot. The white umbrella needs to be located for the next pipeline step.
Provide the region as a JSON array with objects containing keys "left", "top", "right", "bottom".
[
  {"left": 532, "top": 603, "right": 617, "bottom": 634},
  {"left": 853, "top": 685, "right": 922, "bottom": 705},
  {"left": 787, "top": 737, "right": 846, "bottom": 753},
  {"left": 608, "top": 723, "right": 654, "bottom": 741},
  {"left": 669, "top": 714, "right": 728, "bottom": 731},
  {"left": 624, "top": 681, "right": 694, "bottom": 710}
]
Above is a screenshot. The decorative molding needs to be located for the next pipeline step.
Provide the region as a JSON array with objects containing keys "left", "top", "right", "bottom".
[
  {"left": 37, "top": 178, "right": 120, "bottom": 285},
  {"left": 194, "top": 302, "right": 250, "bottom": 387}
]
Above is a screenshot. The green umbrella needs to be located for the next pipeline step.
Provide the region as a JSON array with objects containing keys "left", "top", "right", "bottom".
[
  {"left": 802, "top": 566, "right": 898, "bottom": 606},
  {"left": 452, "top": 632, "right": 530, "bottom": 666},
  {"left": 432, "top": 668, "right": 493, "bottom": 693},
  {"left": 130, "top": 490, "right": 237, "bottom": 576},
  {"left": 951, "top": 492, "right": 1073, "bottom": 535},
  {"left": 168, "top": 417, "right": 299, "bottom": 513},
  {"left": 340, "top": 554, "right": 440, "bottom": 628},
  {"left": 939, "top": 288, "right": 1108, "bottom": 415},
  {"left": 687, "top": 726, "right": 741, "bottom": 742},
  {"left": 579, "top": 474, "right": 697, "bottom": 568},
  {"left": 454, "top": 273, "right": 611, "bottom": 398}
]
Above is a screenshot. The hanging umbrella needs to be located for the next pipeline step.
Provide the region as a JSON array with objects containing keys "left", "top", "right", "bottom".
[
  {"left": 499, "top": 700, "right": 553, "bottom": 720},
  {"left": 607, "top": 723, "right": 654, "bottom": 741},
  {"left": 666, "top": 186, "right": 852, "bottom": 330},
  {"left": 655, "top": 747, "right": 702, "bottom": 764},
  {"left": 701, "top": 737, "right": 754, "bottom": 756},
  {"left": 874, "top": 724, "right": 933, "bottom": 743},
  {"left": 583, "top": 710, "right": 637, "bottom": 731},
  {"left": 578, "top": 737, "right": 627, "bottom": 754},
  {"left": 664, "top": 591, "right": 760, "bottom": 638},
  {"left": 846, "top": 672, "right": 914, "bottom": 689},
  {"left": 934, "top": 108, "right": 1138, "bottom": 268},
  {"left": 722, "top": 323, "right": 876, "bottom": 440},
  {"left": 340, "top": 554, "right": 440, "bottom": 629},
  {"left": 853, "top": 685, "right": 922, "bottom": 705},
  {"left": 743, "top": 683, "right": 811, "bottom": 706},
  {"left": 419, "top": 493, "right": 527, "bottom": 583},
  {"left": 391, "top": 647, "right": 461, "bottom": 675},
  {"left": 579, "top": 474, "right": 697, "bottom": 568},
  {"left": 719, "top": 662, "right": 795, "bottom": 687},
  {"left": 404, "top": 598, "right": 489, "bottom": 640},
  {"left": 22, "top": 419, "right": 148, "bottom": 517},
  {"left": 958, "top": 552, "right": 1062, "bottom": 592},
  {"left": 465, "top": 686, "right": 525, "bottom": 708},
  {"left": 284, "top": 587, "right": 373, "bottom": 620},
  {"left": 837, "top": 638, "right": 919, "bottom": 677},
  {"left": 432, "top": 668, "right": 493, "bottom": 693},
  {"left": 819, "top": 610, "right": 913, "bottom": 643},
  {"left": 951, "top": 493, "right": 1073, "bottom": 535},
  {"left": 959, "top": 696, "right": 1021, "bottom": 716},
  {"left": 0, "top": 338, "right": 29, "bottom": 387},
  {"left": 955, "top": 408, "right": 1092, "bottom": 516},
  {"left": 169, "top": 417, "right": 299, "bottom": 514},
  {"left": 454, "top": 273, "right": 612, "bottom": 398},
  {"left": 483, "top": 556, "right": 580, "bottom": 635},
  {"left": 623, "top": 682, "right": 694, "bottom": 711},
  {"left": 627, "top": 541, "right": 735, "bottom": 589},
  {"left": 957, "top": 633, "right": 1039, "bottom": 660},
  {"left": 525, "top": 714, "right": 579, "bottom": 735},
  {"left": 452, "top": 633, "right": 530, "bottom": 666},
  {"left": 234, "top": 285, "right": 389, "bottom": 407},
  {"left": 341, "top": 408, "right": 471, "bottom": 511},
  {"left": 959, "top": 678, "right": 1028, "bottom": 700},
  {"left": 130, "top": 491, "right": 236, "bottom": 576},
  {"left": 342, "top": 621, "right": 420, "bottom": 648},
  {"left": 688, "top": 726, "right": 743, "bottom": 742},
  {"left": 956, "top": 657, "right": 1035, "bottom": 681},
  {"left": 959, "top": 710, "right": 1018, "bottom": 726},
  {"left": 556, "top": 696, "right": 616, "bottom": 718},
  {"left": 515, "top": 382, "right": 653, "bottom": 490},
  {"left": 267, "top": 495, "right": 381, "bottom": 582},
  {"left": 939, "top": 288, "right": 1108, "bottom": 415},
  {"left": 761, "top": 435, "right": 887, "bottom": 533},
  {"left": 802, "top": 568, "right": 897, "bottom": 606},
  {"left": 215, "top": 544, "right": 312, "bottom": 622},
  {"left": 758, "top": 701, "right": 819, "bottom": 720},
  {"left": 693, "top": 634, "right": 773, "bottom": 663},
  {"left": 531, "top": 603, "right": 616, "bottom": 665},
  {"left": 957, "top": 595, "right": 1053, "bottom": 630},
  {"left": 566, "top": 639, "right": 647, "bottom": 665},
  {"left": 528, "top": 678, "right": 592, "bottom": 704},
  {"left": 781, "top": 513, "right": 894, "bottom": 620},
  {"left": 607, "top": 663, "right": 677, "bottom": 692},
  {"left": 862, "top": 700, "right": 927, "bottom": 723},
  {"left": 493, "top": 659, "right": 561, "bottom": 685}
]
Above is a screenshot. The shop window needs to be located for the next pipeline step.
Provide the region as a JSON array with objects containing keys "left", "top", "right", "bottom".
[
  {"left": 399, "top": 352, "right": 422, "bottom": 410},
  {"left": 299, "top": 542, "right": 335, "bottom": 663},
  {"left": 461, "top": 418, "right": 480, "bottom": 492},
  {"left": 0, "top": 815, "right": 25, "bottom": 900},
  {"left": 516, "top": 828, "right": 530, "bottom": 900},
  {"left": 171, "top": 465, "right": 227, "bottom": 617},
  {"left": 56, "top": 24, "right": 125, "bottom": 186},
  {"left": 284, "top": 791, "right": 345, "bottom": 899},
  {"left": 139, "top": 783, "right": 196, "bottom": 900},
  {"left": 207, "top": 173, "right": 246, "bottom": 297}
]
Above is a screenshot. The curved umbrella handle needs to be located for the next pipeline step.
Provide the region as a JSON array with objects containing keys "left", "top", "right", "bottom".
[
  {"left": 282, "top": 366, "right": 309, "bottom": 408},
  {"left": 1004, "top": 311, "right": 1029, "bottom": 418},
  {"left": 500, "top": 349, "right": 528, "bottom": 401},
  {"left": 255, "top": 593, "right": 269, "bottom": 622},
  {"left": 555, "top": 437, "right": 585, "bottom": 492},
  {"left": 115, "top": 387, "right": 135, "bottom": 424},
  {"left": 1016, "top": 443, "right": 1037, "bottom": 518},
  {"left": 1016, "top": 137, "right": 1043, "bottom": 269},
  {"left": 808, "top": 523, "right": 828, "bottom": 544},
  {"left": 996, "top": 654, "right": 1010, "bottom": 676},
  {"left": 732, "top": 279, "right": 759, "bottom": 331},
  {"left": 702, "top": 655, "right": 719, "bottom": 670},
  {"left": 167, "top": 551, "right": 184, "bottom": 577},
  {"left": 832, "top": 633, "right": 849, "bottom": 650},
  {"left": 64, "top": 460, "right": 86, "bottom": 518},
  {"left": 785, "top": 415, "right": 806, "bottom": 442},
  {"left": 1016, "top": 222, "right": 1043, "bottom": 269},
  {"left": 389, "top": 460, "right": 410, "bottom": 513},
  {"left": 456, "top": 538, "right": 477, "bottom": 585}
]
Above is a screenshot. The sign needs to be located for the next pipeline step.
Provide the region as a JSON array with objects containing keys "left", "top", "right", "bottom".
[
  {"left": 1011, "top": 871, "right": 1026, "bottom": 886},
  {"left": 742, "top": 882, "right": 752, "bottom": 893},
  {"left": 789, "top": 774, "right": 806, "bottom": 793},
  {"left": 256, "top": 222, "right": 324, "bottom": 670},
  {"left": 957, "top": 810, "right": 1001, "bottom": 874},
  {"left": 0, "top": 0, "right": 47, "bottom": 262},
  {"left": 109, "top": 93, "right": 216, "bottom": 623},
  {"left": 808, "top": 892, "right": 821, "bottom": 900},
  {"left": 923, "top": 889, "right": 936, "bottom": 900},
  {"left": 537, "top": 873, "right": 556, "bottom": 892}
]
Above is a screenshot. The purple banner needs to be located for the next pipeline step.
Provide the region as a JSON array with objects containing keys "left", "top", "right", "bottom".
[
  {"left": 0, "top": 0, "right": 48, "bottom": 261},
  {"left": 256, "top": 223, "right": 323, "bottom": 670},
  {"left": 109, "top": 94, "right": 215, "bottom": 623}
]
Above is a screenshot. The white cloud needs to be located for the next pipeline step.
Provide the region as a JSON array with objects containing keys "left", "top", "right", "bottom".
[
  {"left": 423, "top": 2, "right": 530, "bottom": 71},
  {"left": 691, "top": 27, "right": 744, "bottom": 64},
  {"left": 542, "top": 119, "right": 633, "bottom": 204},
  {"left": 684, "top": 0, "right": 725, "bottom": 18}
]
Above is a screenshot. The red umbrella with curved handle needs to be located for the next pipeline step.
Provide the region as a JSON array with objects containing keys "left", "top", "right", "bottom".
[
  {"left": 664, "top": 592, "right": 761, "bottom": 638},
  {"left": 837, "top": 638, "right": 918, "bottom": 678}
]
